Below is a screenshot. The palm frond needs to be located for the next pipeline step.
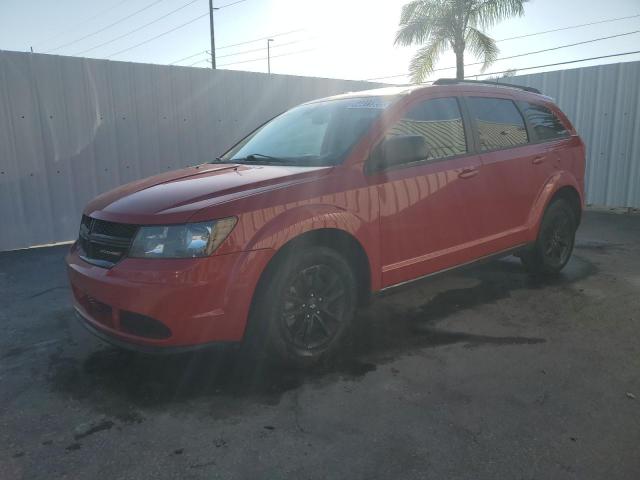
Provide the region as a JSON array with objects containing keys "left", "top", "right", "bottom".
[
  {"left": 409, "top": 36, "right": 450, "bottom": 83},
  {"left": 399, "top": 0, "right": 427, "bottom": 25},
  {"left": 395, "top": 0, "right": 455, "bottom": 46},
  {"left": 395, "top": 18, "right": 431, "bottom": 46},
  {"left": 465, "top": 26, "right": 499, "bottom": 71},
  {"left": 468, "top": 0, "right": 527, "bottom": 29}
]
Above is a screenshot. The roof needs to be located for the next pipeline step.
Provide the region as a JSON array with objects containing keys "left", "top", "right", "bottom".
[
  {"left": 307, "top": 80, "right": 551, "bottom": 105},
  {"left": 432, "top": 78, "right": 541, "bottom": 94}
]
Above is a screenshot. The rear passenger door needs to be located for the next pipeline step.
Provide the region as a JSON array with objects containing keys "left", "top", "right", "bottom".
[
  {"left": 464, "top": 95, "right": 542, "bottom": 244},
  {"left": 518, "top": 100, "right": 572, "bottom": 198}
]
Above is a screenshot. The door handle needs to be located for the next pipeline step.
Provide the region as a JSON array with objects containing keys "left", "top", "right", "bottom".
[
  {"left": 532, "top": 155, "right": 546, "bottom": 165},
  {"left": 458, "top": 167, "right": 478, "bottom": 179}
]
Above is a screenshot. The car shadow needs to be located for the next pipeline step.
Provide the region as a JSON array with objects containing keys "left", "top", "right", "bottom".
[{"left": 47, "top": 255, "right": 596, "bottom": 413}]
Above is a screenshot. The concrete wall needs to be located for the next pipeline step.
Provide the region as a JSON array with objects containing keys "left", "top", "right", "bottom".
[
  {"left": 0, "top": 51, "right": 378, "bottom": 251},
  {"left": 512, "top": 61, "right": 640, "bottom": 210}
]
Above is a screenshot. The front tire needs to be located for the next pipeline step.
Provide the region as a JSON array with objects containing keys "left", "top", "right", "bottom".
[
  {"left": 521, "top": 198, "right": 577, "bottom": 276},
  {"left": 245, "top": 246, "right": 358, "bottom": 368}
]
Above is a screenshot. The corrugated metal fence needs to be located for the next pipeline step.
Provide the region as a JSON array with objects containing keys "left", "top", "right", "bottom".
[
  {"left": 1, "top": 52, "right": 639, "bottom": 251},
  {"left": 512, "top": 61, "right": 640, "bottom": 209},
  {"left": 0, "top": 51, "right": 378, "bottom": 251}
]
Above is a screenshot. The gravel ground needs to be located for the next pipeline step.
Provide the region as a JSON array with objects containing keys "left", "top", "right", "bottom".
[{"left": 1, "top": 210, "right": 639, "bottom": 479}]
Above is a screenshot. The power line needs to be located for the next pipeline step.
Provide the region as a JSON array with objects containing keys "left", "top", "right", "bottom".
[
  {"left": 216, "top": 38, "right": 312, "bottom": 59},
  {"left": 466, "top": 29, "right": 640, "bottom": 69},
  {"left": 33, "top": 0, "right": 131, "bottom": 48},
  {"left": 407, "top": 50, "right": 640, "bottom": 86},
  {"left": 188, "top": 58, "right": 210, "bottom": 67},
  {"left": 496, "top": 13, "right": 640, "bottom": 42},
  {"left": 181, "top": 39, "right": 309, "bottom": 65},
  {"left": 365, "top": 29, "right": 640, "bottom": 81},
  {"left": 457, "top": 50, "right": 640, "bottom": 81},
  {"left": 45, "top": 0, "right": 166, "bottom": 53},
  {"left": 188, "top": 48, "right": 315, "bottom": 67},
  {"left": 188, "top": 39, "right": 640, "bottom": 73},
  {"left": 170, "top": 29, "right": 306, "bottom": 65},
  {"left": 104, "top": 0, "right": 247, "bottom": 59},
  {"left": 105, "top": 12, "right": 209, "bottom": 58},
  {"left": 219, "top": 48, "right": 315, "bottom": 67},
  {"left": 73, "top": 0, "right": 202, "bottom": 56},
  {"left": 217, "top": 29, "right": 305, "bottom": 50},
  {"left": 170, "top": 50, "right": 209, "bottom": 65}
]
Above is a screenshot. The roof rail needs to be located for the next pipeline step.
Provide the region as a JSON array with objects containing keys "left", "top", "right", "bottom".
[{"left": 433, "top": 78, "right": 541, "bottom": 94}]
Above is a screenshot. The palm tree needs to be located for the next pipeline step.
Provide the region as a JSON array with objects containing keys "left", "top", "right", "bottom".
[{"left": 395, "top": 0, "right": 527, "bottom": 83}]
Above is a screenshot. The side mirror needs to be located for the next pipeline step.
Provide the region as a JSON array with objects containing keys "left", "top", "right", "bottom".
[{"left": 367, "top": 135, "right": 428, "bottom": 173}]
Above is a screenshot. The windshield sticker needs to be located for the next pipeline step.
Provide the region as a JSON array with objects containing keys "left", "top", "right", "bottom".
[{"left": 346, "top": 98, "right": 393, "bottom": 109}]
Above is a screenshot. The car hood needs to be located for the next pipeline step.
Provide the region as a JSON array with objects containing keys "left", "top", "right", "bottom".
[{"left": 85, "top": 163, "right": 332, "bottom": 223}]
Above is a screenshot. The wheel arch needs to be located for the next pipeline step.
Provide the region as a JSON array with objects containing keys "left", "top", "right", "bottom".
[
  {"left": 528, "top": 171, "right": 584, "bottom": 235},
  {"left": 252, "top": 227, "right": 373, "bottom": 309}
]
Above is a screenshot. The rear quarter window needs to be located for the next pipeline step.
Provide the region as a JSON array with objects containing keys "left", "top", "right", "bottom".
[{"left": 519, "top": 102, "right": 570, "bottom": 141}]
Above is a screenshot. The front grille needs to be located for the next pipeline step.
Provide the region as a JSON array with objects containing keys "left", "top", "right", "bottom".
[
  {"left": 78, "top": 215, "right": 138, "bottom": 268},
  {"left": 91, "top": 219, "right": 138, "bottom": 238}
]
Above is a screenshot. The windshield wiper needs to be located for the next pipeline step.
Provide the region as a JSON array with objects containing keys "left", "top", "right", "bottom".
[
  {"left": 213, "top": 153, "right": 328, "bottom": 165},
  {"left": 241, "top": 153, "right": 285, "bottom": 163},
  {"left": 210, "top": 154, "right": 285, "bottom": 164}
]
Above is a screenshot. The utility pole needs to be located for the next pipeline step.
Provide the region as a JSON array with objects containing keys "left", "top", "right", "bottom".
[
  {"left": 267, "top": 38, "right": 274, "bottom": 74},
  {"left": 208, "top": 0, "right": 218, "bottom": 69}
]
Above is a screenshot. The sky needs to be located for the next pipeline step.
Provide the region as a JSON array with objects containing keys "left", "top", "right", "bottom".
[{"left": 0, "top": 0, "right": 639, "bottom": 84}]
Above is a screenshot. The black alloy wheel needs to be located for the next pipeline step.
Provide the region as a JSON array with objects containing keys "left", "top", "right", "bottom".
[
  {"left": 245, "top": 245, "right": 358, "bottom": 367},
  {"left": 280, "top": 264, "right": 347, "bottom": 352},
  {"left": 540, "top": 213, "right": 573, "bottom": 269},
  {"left": 521, "top": 198, "right": 577, "bottom": 276}
]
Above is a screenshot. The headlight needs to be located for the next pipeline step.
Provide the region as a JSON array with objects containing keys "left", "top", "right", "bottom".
[{"left": 129, "top": 217, "right": 237, "bottom": 258}]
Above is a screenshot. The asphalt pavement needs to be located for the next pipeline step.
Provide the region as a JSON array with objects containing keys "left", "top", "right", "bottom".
[{"left": 1, "top": 211, "right": 639, "bottom": 479}]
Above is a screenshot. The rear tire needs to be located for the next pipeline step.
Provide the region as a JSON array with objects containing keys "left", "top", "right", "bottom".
[
  {"left": 521, "top": 198, "right": 577, "bottom": 276},
  {"left": 244, "top": 246, "right": 358, "bottom": 368}
]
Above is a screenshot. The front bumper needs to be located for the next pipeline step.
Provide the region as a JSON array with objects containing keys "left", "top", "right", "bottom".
[
  {"left": 74, "top": 309, "right": 232, "bottom": 354},
  {"left": 66, "top": 242, "right": 273, "bottom": 349}
]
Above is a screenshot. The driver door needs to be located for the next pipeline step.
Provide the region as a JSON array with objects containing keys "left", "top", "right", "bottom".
[{"left": 367, "top": 96, "right": 485, "bottom": 288}]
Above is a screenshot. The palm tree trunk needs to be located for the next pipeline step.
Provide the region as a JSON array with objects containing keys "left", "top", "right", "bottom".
[{"left": 456, "top": 49, "right": 464, "bottom": 80}]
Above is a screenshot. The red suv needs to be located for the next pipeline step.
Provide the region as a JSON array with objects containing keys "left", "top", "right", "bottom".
[{"left": 66, "top": 79, "right": 585, "bottom": 366}]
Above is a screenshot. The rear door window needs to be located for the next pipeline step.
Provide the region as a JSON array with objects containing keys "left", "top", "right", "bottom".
[
  {"left": 387, "top": 97, "right": 467, "bottom": 162},
  {"left": 519, "top": 102, "right": 570, "bottom": 141},
  {"left": 466, "top": 97, "right": 528, "bottom": 151}
]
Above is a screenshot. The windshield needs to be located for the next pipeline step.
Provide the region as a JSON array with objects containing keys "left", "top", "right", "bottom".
[{"left": 218, "top": 96, "right": 395, "bottom": 166}]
